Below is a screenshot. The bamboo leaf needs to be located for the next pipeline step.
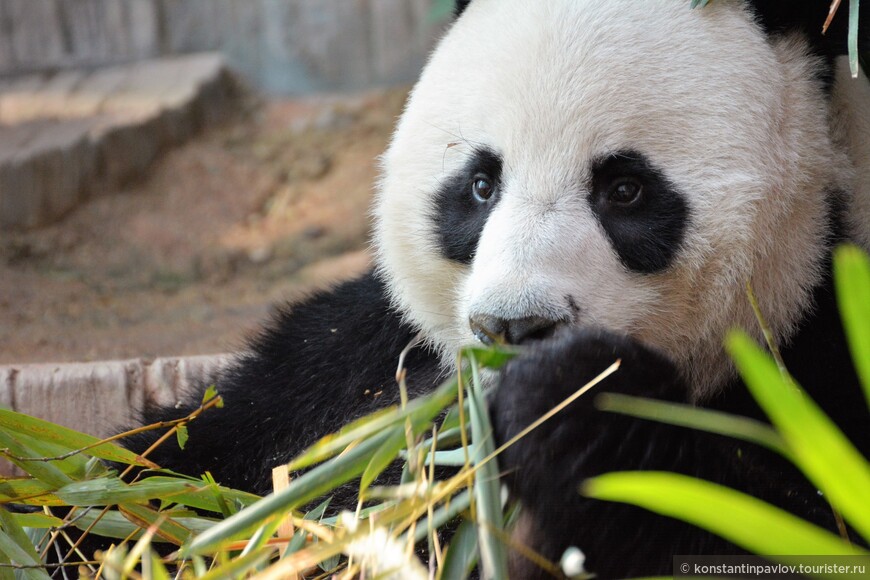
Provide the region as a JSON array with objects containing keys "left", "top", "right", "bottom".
[
  {"left": 0, "top": 409, "right": 156, "bottom": 468},
  {"left": 726, "top": 331, "right": 870, "bottom": 541},
  {"left": 406, "top": 489, "right": 472, "bottom": 545},
  {"left": 119, "top": 503, "right": 193, "bottom": 545},
  {"left": 849, "top": 0, "right": 861, "bottom": 76},
  {"left": 583, "top": 471, "right": 866, "bottom": 556},
  {"left": 288, "top": 376, "right": 458, "bottom": 471},
  {"left": 0, "top": 506, "right": 50, "bottom": 580},
  {"left": 596, "top": 393, "right": 790, "bottom": 458},
  {"left": 441, "top": 519, "right": 480, "bottom": 580},
  {"left": 0, "top": 479, "right": 63, "bottom": 507},
  {"left": 10, "top": 513, "right": 63, "bottom": 529},
  {"left": 0, "top": 432, "right": 71, "bottom": 488},
  {"left": 0, "top": 546, "right": 13, "bottom": 580},
  {"left": 185, "top": 427, "right": 398, "bottom": 555},
  {"left": 144, "top": 476, "right": 260, "bottom": 514},
  {"left": 360, "top": 426, "right": 406, "bottom": 492},
  {"left": 198, "top": 548, "right": 273, "bottom": 580},
  {"left": 833, "top": 244, "right": 870, "bottom": 408},
  {"left": 462, "top": 345, "right": 518, "bottom": 369},
  {"left": 467, "top": 351, "right": 508, "bottom": 580},
  {"left": 145, "top": 552, "right": 172, "bottom": 580},
  {"left": 176, "top": 425, "right": 189, "bottom": 450},
  {"left": 73, "top": 509, "right": 219, "bottom": 542},
  {"left": 56, "top": 477, "right": 197, "bottom": 506}
]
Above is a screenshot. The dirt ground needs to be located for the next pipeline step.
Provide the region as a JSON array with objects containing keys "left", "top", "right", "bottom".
[{"left": 0, "top": 88, "right": 409, "bottom": 364}]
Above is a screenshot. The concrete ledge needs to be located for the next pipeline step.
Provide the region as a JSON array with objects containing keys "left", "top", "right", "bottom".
[
  {"left": 0, "top": 354, "right": 231, "bottom": 476},
  {"left": 0, "top": 53, "right": 242, "bottom": 229}
]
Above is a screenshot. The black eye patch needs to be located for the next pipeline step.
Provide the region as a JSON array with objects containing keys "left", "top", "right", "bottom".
[
  {"left": 433, "top": 147, "right": 503, "bottom": 264},
  {"left": 588, "top": 150, "right": 690, "bottom": 273}
]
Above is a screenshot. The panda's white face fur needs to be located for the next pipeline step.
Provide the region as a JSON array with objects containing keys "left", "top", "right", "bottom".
[{"left": 374, "top": 0, "right": 854, "bottom": 397}]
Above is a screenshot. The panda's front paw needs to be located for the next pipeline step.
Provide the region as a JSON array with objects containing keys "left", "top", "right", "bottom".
[
  {"left": 490, "top": 327, "right": 681, "bottom": 453},
  {"left": 488, "top": 328, "right": 684, "bottom": 555}
]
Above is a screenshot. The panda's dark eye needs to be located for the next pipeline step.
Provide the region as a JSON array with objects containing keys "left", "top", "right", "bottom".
[
  {"left": 607, "top": 178, "right": 643, "bottom": 206},
  {"left": 471, "top": 175, "right": 494, "bottom": 202}
]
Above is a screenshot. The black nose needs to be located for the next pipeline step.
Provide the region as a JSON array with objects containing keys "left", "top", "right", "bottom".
[{"left": 469, "top": 314, "right": 562, "bottom": 345}]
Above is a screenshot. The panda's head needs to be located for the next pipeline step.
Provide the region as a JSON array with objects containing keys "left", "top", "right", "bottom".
[{"left": 373, "top": 0, "right": 861, "bottom": 396}]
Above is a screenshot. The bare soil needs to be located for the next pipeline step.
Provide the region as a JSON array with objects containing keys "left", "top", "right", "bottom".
[{"left": 0, "top": 88, "right": 409, "bottom": 364}]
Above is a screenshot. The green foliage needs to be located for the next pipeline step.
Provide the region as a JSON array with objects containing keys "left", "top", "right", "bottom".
[{"left": 0, "top": 344, "right": 532, "bottom": 578}]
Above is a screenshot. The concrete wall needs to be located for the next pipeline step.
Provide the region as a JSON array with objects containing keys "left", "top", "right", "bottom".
[{"left": 0, "top": 0, "right": 449, "bottom": 95}]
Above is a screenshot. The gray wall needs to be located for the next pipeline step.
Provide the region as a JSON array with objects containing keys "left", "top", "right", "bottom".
[{"left": 0, "top": 0, "right": 449, "bottom": 94}]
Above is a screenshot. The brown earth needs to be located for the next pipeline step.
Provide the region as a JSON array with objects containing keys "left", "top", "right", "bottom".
[{"left": 0, "top": 88, "right": 409, "bottom": 364}]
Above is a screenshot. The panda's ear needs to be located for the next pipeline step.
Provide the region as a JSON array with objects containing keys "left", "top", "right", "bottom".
[
  {"left": 746, "top": 0, "right": 868, "bottom": 56},
  {"left": 455, "top": 0, "right": 471, "bottom": 17}
]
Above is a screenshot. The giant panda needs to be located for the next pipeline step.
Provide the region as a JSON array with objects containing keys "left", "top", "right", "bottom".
[{"left": 125, "top": 0, "right": 870, "bottom": 577}]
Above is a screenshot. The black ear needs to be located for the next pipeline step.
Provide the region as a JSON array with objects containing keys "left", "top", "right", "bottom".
[
  {"left": 746, "top": 0, "right": 868, "bottom": 56},
  {"left": 455, "top": 0, "right": 472, "bottom": 17}
]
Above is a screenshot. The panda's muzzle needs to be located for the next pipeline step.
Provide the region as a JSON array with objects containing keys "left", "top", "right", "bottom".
[{"left": 469, "top": 314, "right": 563, "bottom": 346}]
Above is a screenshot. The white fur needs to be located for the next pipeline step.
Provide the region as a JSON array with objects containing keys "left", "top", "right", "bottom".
[{"left": 374, "top": 0, "right": 854, "bottom": 396}]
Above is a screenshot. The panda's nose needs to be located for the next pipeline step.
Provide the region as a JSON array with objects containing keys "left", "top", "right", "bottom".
[{"left": 469, "top": 314, "right": 561, "bottom": 346}]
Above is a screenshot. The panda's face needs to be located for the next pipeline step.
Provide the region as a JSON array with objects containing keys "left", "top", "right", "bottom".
[{"left": 374, "top": 0, "right": 843, "bottom": 393}]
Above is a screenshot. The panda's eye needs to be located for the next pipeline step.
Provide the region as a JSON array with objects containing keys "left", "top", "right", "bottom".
[
  {"left": 471, "top": 175, "right": 494, "bottom": 202},
  {"left": 607, "top": 178, "right": 643, "bottom": 206}
]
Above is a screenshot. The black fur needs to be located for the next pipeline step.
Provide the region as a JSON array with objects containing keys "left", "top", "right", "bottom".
[
  {"left": 588, "top": 150, "right": 690, "bottom": 274},
  {"left": 125, "top": 273, "right": 442, "bottom": 496},
  {"left": 455, "top": 0, "right": 471, "bottom": 17},
  {"left": 491, "top": 261, "right": 867, "bottom": 578},
  {"left": 433, "top": 147, "right": 503, "bottom": 264}
]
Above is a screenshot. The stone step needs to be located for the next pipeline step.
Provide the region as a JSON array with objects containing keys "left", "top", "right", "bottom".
[
  {"left": 0, "top": 354, "right": 231, "bottom": 476},
  {"left": 0, "top": 53, "right": 241, "bottom": 230}
]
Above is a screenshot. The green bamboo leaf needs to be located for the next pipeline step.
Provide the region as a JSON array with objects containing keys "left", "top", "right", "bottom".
[
  {"left": 73, "top": 509, "right": 220, "bottom": 543},
  {"left": 0, "top": 530, "right": 49, "bottom": 580},
  {"left": 0, "top": 432, "right": 71, "bottom": 488},
  {"left": 185, "top": 426, "right": 398, "bottom": 555},
  {"left": 726, "top": 331, "right": 870, "bottom": 541},
  {"left": 596, "top": 393, "right": 790, "bottom": 458},
  {"left": 419, "top": 448, "right": 468, "bottom": 467},
  {"left": 10, "top": 513, "right": 63, "bottom": 529},
  {"left": 833, "top": 244, "right": 870, "bottom": 408},
  {"left": 1, "top": 432, "right": 92, "bottom": 481},
  {"left": 429, "top": 0, "right": 455, "bottom": 22},
  {"left": 0, "top": 506, "right": 50, "bottom": 580},
  {"left": 119, "top": 503, "right": 193, "bottom": 545},
  {"left": 143, "top": 476, "right": 260, "bottom": 514},
  {"left": 0, "top": 547, "right": 13, "bottom": 580},
  {"left": 406, "top": 489, "right": 472, "bottom": 545},
  {"left": 441, "top": 519, "right": 480, "bottom": 580},
  {"left": 467, "top": 351, "right": 508, "bottom": 580},
  {"left": 145, "top": 552, "right": 172, "bottom": 580},
  {"left": 288, "top": 376, "right": 458, "bottom": 471},
  {"left": 176, "top": 425, "right": 189, "bottom": 450},
  {"left": 0, "top": 409, "right": 156, "bottom": 468},
  {"left": 202, "top": 385, "right": 220, "bottom": 406},
  {"left": 56, "top": 477, "right": 196, "bottom": 506},
  {"left": 198, "top": 548, "right": 273, "bottom": 580},
  {"left": 360, "top": 426, "right": 406, "bottom": 492},
  {"left": 0, "top": 478, "right": 63, "bottom": 506},
  {"left": 284, "top": 498, "right": 332, "bottom": 558},
  {"left": 584, "top": 471, "right": 866, "bottom": 557},
  {"left": 849, "top": 0, "right": 861, "bottom": 76},
  {"left": 461, "top": 345, "right": 518, "bottom": 369}
]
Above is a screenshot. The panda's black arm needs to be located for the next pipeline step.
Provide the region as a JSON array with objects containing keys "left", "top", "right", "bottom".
[
  {"left": 490, "top": 328, "right": 857, "bottom": 579},
  {"left": 123, "top": 271, "right": 443, "bottom": 495}
]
